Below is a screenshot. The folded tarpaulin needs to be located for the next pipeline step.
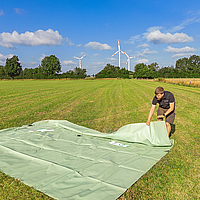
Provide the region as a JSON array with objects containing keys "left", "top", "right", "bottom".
[{"left": 0, "top": 120, "right": 173, "bottom": 200}]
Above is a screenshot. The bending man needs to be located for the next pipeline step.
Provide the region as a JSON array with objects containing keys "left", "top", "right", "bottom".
[{"left": 146, "top": 87, "right": 175, "bottom": 136}]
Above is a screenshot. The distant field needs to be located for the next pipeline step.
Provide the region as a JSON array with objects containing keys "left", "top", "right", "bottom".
[
  {"left": 158, "top": 78, "right": 200, "bottom": 87},
  {"left": 0, "top": 79, "right": 199, "bottom": 199}
]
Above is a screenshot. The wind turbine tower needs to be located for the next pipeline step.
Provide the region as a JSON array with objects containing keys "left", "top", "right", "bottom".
[
  {"left": 111, "top": 40, "right": 123, "bottom": 68},
  {"left": 73, "top": 54, "right": 86, "bottom": 68},
  {"left": 122, "top": 51, "right": 135, "bottom": 71}
]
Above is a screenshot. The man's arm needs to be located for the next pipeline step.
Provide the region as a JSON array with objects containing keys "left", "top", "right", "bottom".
[
  {"left": 146, "top": 105, "right": 156, "bottom": 125},
  {"left": 165, "top": 102, "right": 175, "bottom": 116}
]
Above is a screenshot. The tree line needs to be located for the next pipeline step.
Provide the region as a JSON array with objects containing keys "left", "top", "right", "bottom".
[
  {"left": 0, "top": 55, "right": 87, "bottom": 79},
  {"left": 133, "top": 55, "right": 200, "bottom": 78},
  {"left": 0, "top": 54, "right": 199, "bottom": 79}
]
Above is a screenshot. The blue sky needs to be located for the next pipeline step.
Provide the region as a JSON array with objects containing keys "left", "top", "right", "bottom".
[{"left": 0, "top": 0, "right": 200, "bottom": 75}]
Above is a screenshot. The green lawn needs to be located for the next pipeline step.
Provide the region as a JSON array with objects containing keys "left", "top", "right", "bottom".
[{"left": 0, "top": 79, "right": 199, "bottom": 199}]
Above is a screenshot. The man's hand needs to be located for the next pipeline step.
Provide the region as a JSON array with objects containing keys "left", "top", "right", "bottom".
[
  {"left": 157, "top": 115, "right": 164, "bottom": 119},
  {"left": 146, "top": 120, "right": 150, "bottom": 126}
]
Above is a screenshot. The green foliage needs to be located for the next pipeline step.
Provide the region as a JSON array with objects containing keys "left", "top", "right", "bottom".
[
  {"left": 63, "top": 67, "right": 87, "bottom": 78},
  {"left": 0, "top": 65, "right": 9, "bottom": 79},
  {"left": 95, "top": 63, "right": 129, "bottom": 78},
  {"left": 175, "top": 55, "right": 200, "bottom": 77},
  {"left": 134, "top": 63, "right": 154, "bottom": 78},
  {"left": 148, "top": 62, "right": 160, "bottom": 72},
  {"left": 41, "top": 55, "right": 61, "bottom": 76},
  {"left": 0, "top": 65, "right": 5, "bottom": 76},
  {"left": 1, "top": 54, "right": 200, "bottom": 80},
  {"left": 133, "top": 55, "right": 200, "bottom": 78},
  {"left": 4, "top": 55, "right": 22, "bottom": 79}
]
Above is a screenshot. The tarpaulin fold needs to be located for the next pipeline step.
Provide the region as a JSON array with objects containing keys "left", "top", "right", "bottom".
[{"left": 0, "top": 120, "right": 173, "bottom": 200}]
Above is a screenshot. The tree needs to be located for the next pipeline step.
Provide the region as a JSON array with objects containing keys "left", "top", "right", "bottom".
[
  {"left": 134, "top": 63, "right": 153, "bottom": 78},
  {"left": 0, "top": 65, "right": 6, "bottom": 78},
  {"left": 4, "top": 55, "right": 22, "bottom": 79},
  {"left": 41, "top": 55, "right": 61, "bottom": 76},
  {"left": 95, "top": 64, "right": 129, "bottom": 78},
  {"left": 119, "top": 67, "right": 130, "bottom": 78},
  {"left": 64, "top": 67, "right": 87, "bottom": 78},
  {"left": 174, "top": 55, "right": 200, "bottom": 77},
  {"left": 188, "top": 55, "right": 200, "bottom": 77},
  {"left": 73, "top": 67, "right": 87, "bottom": 78}
]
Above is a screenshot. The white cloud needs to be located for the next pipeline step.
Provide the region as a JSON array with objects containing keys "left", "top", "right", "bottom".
[
  {"left": 39, "top": 54, "right": 46, "bottom": 61},
  {"left": 143, "top": 26, "right": 163, "bottom": 39},
  {"left": 76, "top": 44, "right": 82, "bottom": 47},
  {"left": 134, "top": 58, "right": 149, "bottom": 64},
  {"left": 107, "top": 57, "right": 117, "bottom": 62},
  {"left": 85, "top": 41, "right": 112, "bottom": 50},
  {"left": 0, "top": 9, "right": 4, "bottom": 16},
  {"left": 66, "top": 37, "right": 74, "bottom": 46},
  {"left": 62, "top": 60, "right": 77, "bottom": 65},
  {"left": 93, "top": 54, "right": 99, "bottom": 57},
  {"left": 146, "top": 26, "right": 163, "bottom": 33},
  {"left": 146, "top": 30, "right": 193, "bottom": 44},
  {"left": 137, "top": 43, "right": 150, "bottom": 48},
  {"left": 93, "top": 61, "right": 104, "bottom": 65},
  {"left": 134, "top": 48, "right": 157, "bottom": 58},
  {"left": 165, "top": 46, "right": 196, "bottom": 53},
  {"left": 135, "top": 51, "right": 146, "bottom": 58},
  {"left": 27, "top": 61, "right": 38, "bottom": 65},
  {"left": 124, "top": 40, "right": 135, "bottom": 44},
  {"left": 127, "top": 27, "right": 163, "bottom": 44},
  {"left": 80, "top": 52, "right": 85, "bottom": 56},
  {"left": 172, "top": 53, "right": 195, "bottom": 58},
  {"left": 142, "top": 48, "right": 158, "bottom": 54},
  {"left": 21, "top": 61, "right": 39, "bottom": 68},
  {"left": 170, "top": 10, "right": 200, "bottom": 32},
  {"left": 0, "top": 29, "right": 64, "bottom": 48},
  {"left": 126, "top": 35, "right": 140, "bottom": 44},
  {"left": 0, "top": 53, "right": 14, "bottom": 65},
  {"left": 171, "top": 18, "right": 196, "bottom": 32},
  {"left": 14, "top": 8, "right": 25, "bottom": 14}
]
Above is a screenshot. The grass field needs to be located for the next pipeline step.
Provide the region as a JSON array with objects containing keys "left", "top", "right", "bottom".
[{"left": 0, "top": 79, "right": 199, "bottom": 199}]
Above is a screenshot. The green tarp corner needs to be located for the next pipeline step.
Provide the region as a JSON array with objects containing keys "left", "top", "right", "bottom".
[{"left": 0, "top": 120, "right": 173, "bottom": 200}]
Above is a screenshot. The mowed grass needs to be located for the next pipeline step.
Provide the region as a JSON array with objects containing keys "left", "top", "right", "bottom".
[{"left": 0, "top": 79, "right": 199, "bottom": 199}]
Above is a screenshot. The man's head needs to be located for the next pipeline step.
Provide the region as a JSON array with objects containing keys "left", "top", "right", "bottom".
[{"left": 155, "top": 87, "right": 164, "bottom": 100}]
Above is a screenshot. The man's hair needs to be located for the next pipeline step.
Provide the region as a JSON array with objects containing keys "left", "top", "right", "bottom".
[{"left": 155, "top": 87, "right": 164, "bottom": 94}]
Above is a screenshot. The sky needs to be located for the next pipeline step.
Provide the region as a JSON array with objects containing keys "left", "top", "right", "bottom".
[{"left": 0, "top": 0, "right": 200, "bottom": 75}]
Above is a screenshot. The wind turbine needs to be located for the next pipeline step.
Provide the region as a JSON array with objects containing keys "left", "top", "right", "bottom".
[
  {"left": 111, "top": 40, "right": 124, "bottom": 68},
  {"left": 73, "top": 54, "right": 86, "bottom": 68},
  {"left": 122, "top": 51, "right": 135, "bottom": 71}
]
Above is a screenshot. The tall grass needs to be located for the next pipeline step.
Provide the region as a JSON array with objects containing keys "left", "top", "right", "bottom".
[
  {"left": 0, "top": 79, "right": 199, "bottom": 199},
  {"left": 156, "top": 78, "right": 200, "bottom": 88}
]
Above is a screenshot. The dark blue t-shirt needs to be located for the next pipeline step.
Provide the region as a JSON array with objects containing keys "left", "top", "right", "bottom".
[{"left": 152, "top": 91, "right": 175, "bottom": 109}]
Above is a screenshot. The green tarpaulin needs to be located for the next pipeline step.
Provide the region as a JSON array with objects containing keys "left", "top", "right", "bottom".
[{"left": 0, "top": 120, "right": 173, "bottom": 200}]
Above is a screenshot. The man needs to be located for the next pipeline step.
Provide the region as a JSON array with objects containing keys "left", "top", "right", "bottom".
[{"left": 146, "top": 87, "right": 175, "bottom": 136}]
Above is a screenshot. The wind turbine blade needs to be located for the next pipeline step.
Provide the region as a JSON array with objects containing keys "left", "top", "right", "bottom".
[
  {"left": 123, "top": 51, "right": 129, "bottom": 58},
  {"left": 81, "top": 54, "right": 86, "bottom": 59},
  {"left": 118, "top": 39, "right": 120, "bottom": 51},
  {"left": 111, "top": 51, "right": 119, "bottom": 57},
  {"left": 73, "top": 56, "right": 79, "bottom": 59}
]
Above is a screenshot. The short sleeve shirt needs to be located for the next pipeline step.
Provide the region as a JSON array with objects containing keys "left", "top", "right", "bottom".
[{"left": 152, "top": 91, "right": 175, "bottom": 109}]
